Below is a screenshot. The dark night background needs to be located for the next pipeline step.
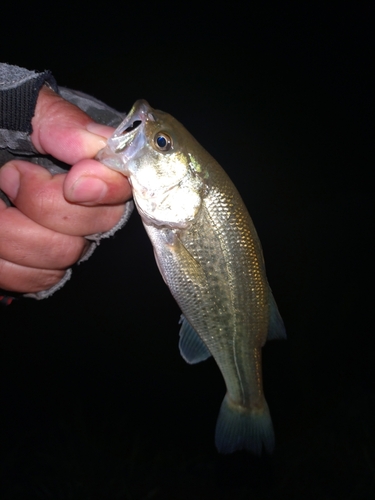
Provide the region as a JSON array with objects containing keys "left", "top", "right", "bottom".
[{"left": 1, "top": 3, "right": 373, "bottom": 499}]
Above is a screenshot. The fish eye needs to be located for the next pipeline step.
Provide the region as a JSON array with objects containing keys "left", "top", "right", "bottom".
[{"left": 154, "top": 132, "right": 172, "bottom": 151}]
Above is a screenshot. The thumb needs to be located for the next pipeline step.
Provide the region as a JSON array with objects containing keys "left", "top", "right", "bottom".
[{"left": 30, "top": 86, "right": 115, "bottom": 165}]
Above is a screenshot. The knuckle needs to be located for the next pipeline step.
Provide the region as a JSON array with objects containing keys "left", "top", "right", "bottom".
[
  {"left": 34, "top": 269, "right": 66, "bottom": 292},
  {"left": 48, "top": 234, "right": 86, "bottom": 268},
  {"left": 0, "top": 259, "right": 65, "bottom": 294}
]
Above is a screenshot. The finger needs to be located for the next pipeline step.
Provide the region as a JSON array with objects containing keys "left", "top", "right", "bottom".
[
  {"left": 0, "top": 258, "right": 66, "bottom": 294},
  {"left": 30, "top": 86, "right": 115, "bottom": 164},
  {"left": 0, "top": 161, "right": 126, "bottom": 236},
  {"left": 0, "top": 204, "right": 88, "bottom": 269},
  {"left": 64, "top": 159, "right": 132, "bottom": 205}
]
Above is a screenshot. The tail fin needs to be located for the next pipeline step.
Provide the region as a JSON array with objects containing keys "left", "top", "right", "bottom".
[{"left": 215, "top": 394, "right": 275, "bottom": 455}]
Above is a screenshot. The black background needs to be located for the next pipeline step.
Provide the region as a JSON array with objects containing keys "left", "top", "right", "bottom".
[{"left": 1, "top": 3, "right": 373, "bottom": 499}]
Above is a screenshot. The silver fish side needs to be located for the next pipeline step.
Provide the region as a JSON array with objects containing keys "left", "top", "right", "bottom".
[{"left": 97, "top": 100, "right": 285, "bottom": 454}]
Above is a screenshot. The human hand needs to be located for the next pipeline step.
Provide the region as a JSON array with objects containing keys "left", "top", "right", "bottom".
[{"left": 0, "top": 85, "right": 132, "bottom": 294}]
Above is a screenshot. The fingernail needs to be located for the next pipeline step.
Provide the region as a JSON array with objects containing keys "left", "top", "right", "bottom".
[
  {"left": 68, "top": 176, "right": 108, "bottom": 203},
  {"left": 0, "top": 164, "right": 20, "bottom": 200},
  {"left": 86, "top": 122, "right": 115, "bottom": 139}
]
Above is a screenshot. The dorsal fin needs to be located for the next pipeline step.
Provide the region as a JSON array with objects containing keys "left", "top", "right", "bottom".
[{"left": 267, "top": 290, "right": 286, "bottom": 340}]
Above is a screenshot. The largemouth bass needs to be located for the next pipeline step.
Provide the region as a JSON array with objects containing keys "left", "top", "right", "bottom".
[{"left": 97, "top": 100, "right": 285, "bottom": 454}]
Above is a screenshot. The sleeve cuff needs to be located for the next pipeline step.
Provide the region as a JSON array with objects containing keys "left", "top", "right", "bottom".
[{"left": 0, "top": 63, "right": 58, "bottom": 134}]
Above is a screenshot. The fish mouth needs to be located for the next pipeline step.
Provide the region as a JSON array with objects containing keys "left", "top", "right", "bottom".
[{"left": 96, "top": 99, "right": 153, "bottom": 174}]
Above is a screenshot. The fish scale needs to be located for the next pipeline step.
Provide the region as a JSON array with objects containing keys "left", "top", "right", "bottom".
[{"left": 97, "top": 100, "right": 286, "bottom": 454}]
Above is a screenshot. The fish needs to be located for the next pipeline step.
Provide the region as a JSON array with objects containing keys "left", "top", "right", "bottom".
[{"left": 96, "top": 100, "right": 286, "bottom": 454}]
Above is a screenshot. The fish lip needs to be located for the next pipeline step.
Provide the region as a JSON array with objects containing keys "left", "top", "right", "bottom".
[{"left": 96, "top": 99, "right": 152, "bottom": 174}]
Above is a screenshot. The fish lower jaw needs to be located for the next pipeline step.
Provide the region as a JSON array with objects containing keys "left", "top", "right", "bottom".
[{"left": 96, "top": 149, "right": 127, "bottom": 173}]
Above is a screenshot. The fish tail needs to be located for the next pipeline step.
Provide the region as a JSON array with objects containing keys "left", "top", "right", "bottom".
[{"left": 215, "top": 394, "right": 275, "bottom": 455}]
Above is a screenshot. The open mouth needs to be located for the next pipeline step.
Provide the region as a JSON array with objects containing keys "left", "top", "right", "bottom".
[
  {"left": 109, "top": 100, "right": 151, "bottom": 153},
  {"left": 113, "top": 119, "right": 142, "bottom": 154},
  {"left": 123, "top": 119, "right": 142, "bottom": 133},
  {"left": 96, "top": 100, "right": 152, "bottom": 173}
]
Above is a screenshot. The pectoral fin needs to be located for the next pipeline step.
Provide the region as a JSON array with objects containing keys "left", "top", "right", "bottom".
[{"left": 178, "top": 315, "right": 212, "bottom": 364}]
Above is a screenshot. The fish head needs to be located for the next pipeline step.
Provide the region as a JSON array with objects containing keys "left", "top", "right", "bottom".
[{"left": 97, "top": 100, "right": 206, "bottom": 228}]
